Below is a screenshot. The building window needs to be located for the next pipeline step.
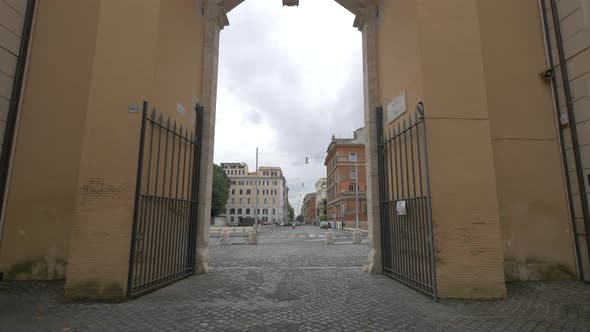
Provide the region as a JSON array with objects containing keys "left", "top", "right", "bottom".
[
  {"left": 231, "top": 216, "right": 234, "bottom": 222},
  {"left": 248, "top": 198, "right": 251, "bottom": 204},
  {"left": 349, "top": 184, "right": 356, "bottom": 191},
  {"left": 239, "top": 198, "right": 243, "bottom": 204},
  {"left": 230, "top": 208, "right": 235, "bottom": 214},
  {"left": 238, "top": 208, "right": 242, "bottom": 214},
  {"left": 350, "top": 152, "right": 357, "bottom": 161},
  {"left": 246, "top": 208, "right": 250, "bottom": 214},
  {"left": 264, "top": 198, "right": 268, "bottom": 204},
  {"left": 231, "top": 198, "right": 235, "bottom": 204},
  {"left": 273, "top": 209, "right": 276, "bottom": 215},
  {"left": 239, "top": 189, "right": 243, "bottom": 195},
  {"left": 247, "top": 189, "right": 251, "bottom": 195},
  {"left": 351, "top": 170, "right": 357, "bottom": 179}
]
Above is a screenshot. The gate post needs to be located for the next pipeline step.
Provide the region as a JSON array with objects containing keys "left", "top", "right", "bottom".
[
  {"left": 356, "top": 5, "right": 382, "bottom": 274},
  {"left": 194, "top": 3, "right": 229, "bottom": 274}
]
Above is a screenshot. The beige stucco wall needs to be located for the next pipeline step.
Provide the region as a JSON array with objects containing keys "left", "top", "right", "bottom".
[
  {"left": 477, "top": 0, "right": 577, "bottom": 281},
  {"left": 65, "top": 0, "right": 206, "bottom": 299},
  {"left": 0, "top": 0, "right": 100, "bottom": 280},
  {"left": 0, "top": 0, "right": 205, "bottom": 298},
  {"left": 377, "top": 0, "right": 506, "bottom": 299}
]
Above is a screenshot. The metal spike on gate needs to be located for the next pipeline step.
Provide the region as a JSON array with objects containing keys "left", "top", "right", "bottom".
[
  {"left": 403, "top": 118, "right": 407, "bottom": 130},
  {"left": 397, "top": 122, "right": 401, "bottom": 135},
  {"left": 150, "top": 109, "right": 156, "bottom": 121},
  {"left": 158, "top": 113, "right": 163, "bottom": 124},
  {"left": 166, "top": 117, "right": 171, "bottom": 129},
  {"left": 409, "top": 114, "right": 414, "bottom": 127},
  {"left": 393, "top": 125, "right": 397, "bottom": 137},
  {"left": 179, "top": 124, "right": 183, "bottom": 133},
  {"left": 173, "top": 120, "right": 177, "bottom": 132},
  {"left": 185, "top": 128, "right": 189, "bottom": 139},
  {"left": 414, "top": 109, "right": 419, "bottom": 122}
]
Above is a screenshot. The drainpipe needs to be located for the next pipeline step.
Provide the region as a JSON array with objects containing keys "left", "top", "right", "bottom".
[
  {"left": 0, "top": 0, "right": 37, "bottom": 239},
  {"left": 540, "top": 0, "right": 590, "bottom": 280}
]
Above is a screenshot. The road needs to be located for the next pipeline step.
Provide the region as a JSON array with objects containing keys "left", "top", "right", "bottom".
[{"left": 0, "top": 225, "right": 589, "bottom": 331}]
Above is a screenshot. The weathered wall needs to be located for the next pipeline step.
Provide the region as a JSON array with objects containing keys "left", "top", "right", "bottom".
[
  {"left": 0, "top": 0, "right": 100, "bottom": 280},
  {"left": 477, "top": 0, "right": 577, "bottom": 281},
  {"left": 62, "top": 0, "right": 205, "bottom": 299},
  {"left": 377, "top": 0, "right": 507, "bottom": 299}
]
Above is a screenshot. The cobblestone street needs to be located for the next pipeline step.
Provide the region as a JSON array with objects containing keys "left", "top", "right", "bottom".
[{"left": 1, "top": 225, "right": 589, "bottom": 331}]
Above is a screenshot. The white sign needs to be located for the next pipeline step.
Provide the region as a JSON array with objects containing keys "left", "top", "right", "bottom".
[
  {"left": 387, "top": 90, "right": 407, "bottom": 124},
  {"left": 396, "top": 200, "right": 407, "bottom": 216},
  {"left": 128, "top": 105, "right": 140, "bottom": 113}
]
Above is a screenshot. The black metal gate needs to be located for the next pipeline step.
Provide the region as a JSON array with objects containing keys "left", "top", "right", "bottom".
[
  {"left": 376, "top": 103, "right": 437, "bottom": 299},
  {"left": 127, "top": 101, "right": 203, "bottom": 298}
]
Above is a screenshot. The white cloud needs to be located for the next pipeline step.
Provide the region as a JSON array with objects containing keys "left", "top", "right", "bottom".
[{"left": 214, "top": 0, "right": 363, "bottom": 214}]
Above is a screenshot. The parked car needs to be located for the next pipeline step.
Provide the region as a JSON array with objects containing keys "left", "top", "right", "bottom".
[{"left": 319, "top": 221, "right": 331, "bottom": 229}]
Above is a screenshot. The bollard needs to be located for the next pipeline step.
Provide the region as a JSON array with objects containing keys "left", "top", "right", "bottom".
[
  {"left": 248, "top": 228, "right": 258, "bottom": 245},
  {"left": 221, "top": 230, "right": 230, "bottom": 245},
  {"left": 325, "top": 229, "right": 334, "bottom": 245},
  {"left": 353, "top": 228, "right": 361, "bottom": 244}
]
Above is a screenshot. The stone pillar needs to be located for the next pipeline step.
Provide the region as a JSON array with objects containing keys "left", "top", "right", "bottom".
[
  {"left": 355, "top": 5, "right": 382, "bottom": 274},
  {"left": 353, "top": 229, "right": 362, "bottom": 244},
  {"left": 195, "top": 2, "right": 228, "bottom": 274},
  {"left": 325, "top": 229, "right": 334, "bottom": 245}
]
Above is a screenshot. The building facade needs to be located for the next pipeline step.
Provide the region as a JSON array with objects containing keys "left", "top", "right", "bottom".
[
  {"left": 302, "top": 192, "right": 316, "bottom": 224},
  {"left": 325, "top": 128, "right": 367, "bottom": 230},
  {"left": 221, "top": 163, "right": 289, "bottom": 226},
  {"left": 314, "top": 178, "right": 327, "bottom": 220}
]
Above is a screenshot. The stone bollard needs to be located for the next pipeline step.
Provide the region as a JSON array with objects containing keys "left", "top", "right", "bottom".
[
  {"left": 353, "top": 228, "right": 361, "bottom": 244},
  {"left": 249, "top": 228, "right": 258, "bottom": 245},
  {"left": 325, "top": 229, "right": 334, "bottom": 245},
  {"left": 221, "top": 230, "right": 230, "bottom": 245}
]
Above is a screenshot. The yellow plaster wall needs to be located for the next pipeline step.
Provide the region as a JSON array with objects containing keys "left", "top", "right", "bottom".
[
  {"left": 0, "top": 0, "right": 100, "bottom": 280},
  {"left": 476, "top": 0, "right": 577, "bottom": 281}
]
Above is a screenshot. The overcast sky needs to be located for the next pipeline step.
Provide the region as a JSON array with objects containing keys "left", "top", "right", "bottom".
[{"left": 213, "top": 0, "right": 363, "bottom": 214}]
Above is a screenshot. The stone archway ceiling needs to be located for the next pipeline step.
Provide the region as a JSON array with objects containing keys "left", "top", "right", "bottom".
[{"left": 215, "top": 0, "right": 377, "bottom": 30}]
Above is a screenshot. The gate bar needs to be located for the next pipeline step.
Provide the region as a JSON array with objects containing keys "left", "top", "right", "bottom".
[{"left": 127, "top": 101, "right": 149, "bottom": 298}]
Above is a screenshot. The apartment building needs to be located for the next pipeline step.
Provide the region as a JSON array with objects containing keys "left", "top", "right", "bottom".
[
  {"left": 325, "top": 128, "right": 367, "bottom": 230},
  {"left": 302, "top": 192, "right": 316, "bottom": 224},
  {"left": 221, "top": 163, "right": 289, "bottom": 226},
  {"left": 314, "top": 178, "right": 327, "bottom": 219}
]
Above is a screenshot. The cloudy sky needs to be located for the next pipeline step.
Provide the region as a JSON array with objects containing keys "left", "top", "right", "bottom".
[{"left": 213, "top": 0, "right": 363, "bottom": 214}]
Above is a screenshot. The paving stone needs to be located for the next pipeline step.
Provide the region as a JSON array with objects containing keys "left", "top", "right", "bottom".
[{"left": 0, "top": 226, "right": 589, "bottom": 331}]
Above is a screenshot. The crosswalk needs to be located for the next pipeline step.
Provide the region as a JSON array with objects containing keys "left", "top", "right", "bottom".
[{"left": 264, "top": 234, "right": 325, "bottom": 239}]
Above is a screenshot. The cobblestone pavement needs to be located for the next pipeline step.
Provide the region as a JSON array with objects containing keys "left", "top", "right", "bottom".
[{"left": 1, "top": 226, "right": 589, "bottom": 331}]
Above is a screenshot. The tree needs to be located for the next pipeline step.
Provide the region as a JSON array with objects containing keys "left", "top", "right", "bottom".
[
  {"left": 287, "top": 201, "right": 294, "bottom": 221},
  {"left": 320, "top": 214, "right": 327, "bottom": 221},
  {"left": 211, "top": 164, "right": 230, "bottom": 216},
  {"left": 296, "top": 214, "right": 304, "bottom": 222}
]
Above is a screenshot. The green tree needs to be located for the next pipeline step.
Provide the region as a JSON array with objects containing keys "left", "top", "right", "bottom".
[
  {"left": 296, "top": 214, "right": 304, "bottom": 222},
  {"left": 287, "top": 201, "right": 294, "bottom": 221},
  {"left": 320, "top": 214, "right": 327, "bottom": 221},
  {"left": 211, "top": 164, "right": 230, "bottom": 216}
]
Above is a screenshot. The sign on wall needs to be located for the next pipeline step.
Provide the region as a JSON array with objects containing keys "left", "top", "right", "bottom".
[{"left": 387, "top": 90, "right": 407, "bottom": 124}]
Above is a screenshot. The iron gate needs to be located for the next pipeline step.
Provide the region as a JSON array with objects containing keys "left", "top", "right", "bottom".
[
  {"left": 377, "top": 103, "right": 437, "bottom": 299},
  {"left": 127, "top": 101, "right": 203, "bottom": 297}
]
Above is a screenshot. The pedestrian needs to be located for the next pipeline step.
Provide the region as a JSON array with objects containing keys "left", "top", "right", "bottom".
[{"left": 342, "top": 221, "right": 345, "bottom": 230}]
